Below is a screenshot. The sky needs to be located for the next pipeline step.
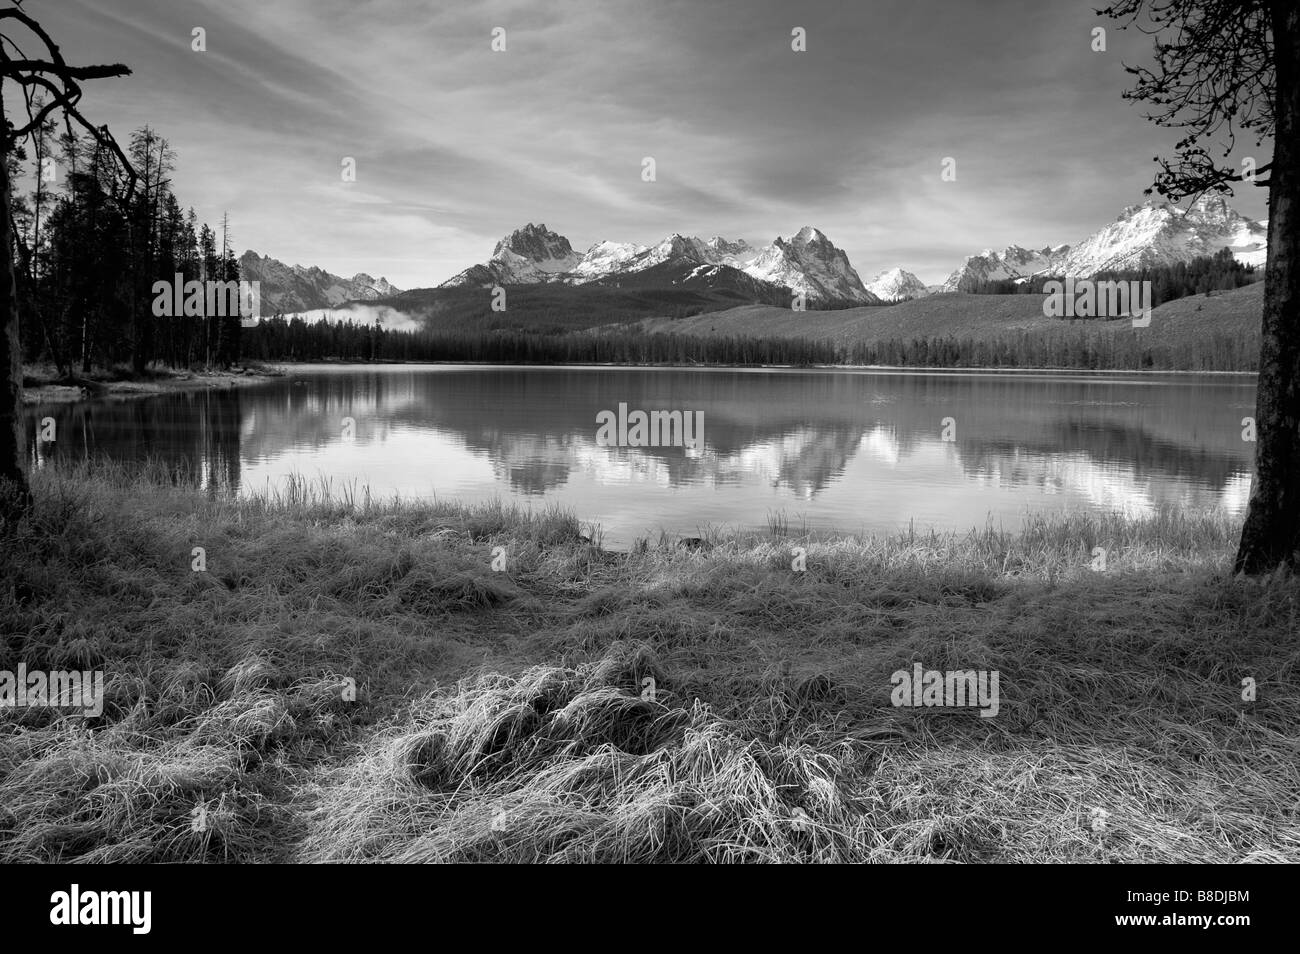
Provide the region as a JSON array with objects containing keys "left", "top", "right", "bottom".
[{"left": 25, "top": 0, "right": 1274, "bottom": 288}]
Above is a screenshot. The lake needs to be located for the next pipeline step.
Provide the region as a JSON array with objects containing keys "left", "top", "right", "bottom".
[{"left": 25, "top": 364, "right": 1258, "bottom": 548}]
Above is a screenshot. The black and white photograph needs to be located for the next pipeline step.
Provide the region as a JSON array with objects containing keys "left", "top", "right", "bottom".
[{"left": 0, "top": 0, "right": 1295, "bottom": 906}]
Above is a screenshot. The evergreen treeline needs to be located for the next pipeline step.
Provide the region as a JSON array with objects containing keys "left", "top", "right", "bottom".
[
  {"left": 10, "top": 123, "right": 244, "bottom": 376},
  {"left": 240, "top": 317, "right": 839, "bottom": 366},
  {"left": 845, "top": 329, "right": 1258, "bottom": 371},
  {"left": 238, "top": 314, "right": 1257, "bottom": 371},
  {"left": 970, "top": 249, "right": 1259, "bottom": 304}
]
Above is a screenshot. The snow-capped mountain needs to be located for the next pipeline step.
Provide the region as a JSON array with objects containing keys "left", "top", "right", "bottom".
[
  {"left": 441, "top": 224, "right": 876, "bottom": 305},
  {"left": 493, "top": 222, "right": 580, "bottom": 272},
  {"left": 704, "top": 237, "right": 758, "bottom": 267},
  {"left": 742, "top": 227, "right": 879, "bottom": 304},
  {"left": 866, "top": 267, "right": 930, "bottom": 302},
  {"left": 942, "top": 245, "right": 1071, "bottom": 293},
  {"left": 942, "top": 196, "right": 1267, "bottom": 290},
  {"left": 239, "top": 251, "right": 401, "bottom": 314},
  {"left": 440, "top": 223, "right": 580, "bottom": 286},
  {"left": 566, "top": 240, "right": 649, "bottom": 281},
  {"left": 618, "top": 233, "right": 718, "bottom": 276},
  {"left": 567, "top": 233, "right": 758, "bottom": 281},
  {"left": 1059, "top": 195, "right": 1267, "bottom": 275}
]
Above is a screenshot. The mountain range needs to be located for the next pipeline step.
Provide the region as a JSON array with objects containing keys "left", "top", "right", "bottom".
[
  {"left": 238, "top": 250, "right": 400, "bottom": 314},
  {"left": 238, "top": 194, "right": 1267, "bottom": 314},
  {"left": 941, "top": 195, "right": 1266, "bottom": 292},
  {"left": 440, "top": 223, "right": 880, "bottom": 306},
  {"left": 435, "top": 196, "right": 1265, "bottom": 308}
]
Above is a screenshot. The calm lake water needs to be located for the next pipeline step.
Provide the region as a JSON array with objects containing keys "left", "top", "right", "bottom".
[{"left": 26, "top": 365, "right": 1257, "bottom": 548}]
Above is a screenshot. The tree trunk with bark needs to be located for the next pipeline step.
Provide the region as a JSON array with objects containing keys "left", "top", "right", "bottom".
[
  {"left": 1236, "top": 3, "right": 1300, "bottom": 573},
  {"left": 0, "top": 94, "right": 31, "bottom": 517}
]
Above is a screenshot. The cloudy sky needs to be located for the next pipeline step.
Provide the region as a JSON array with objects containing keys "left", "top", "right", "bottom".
[{"left": 34, "top": 0, "right": 1272, "bottom": 288}]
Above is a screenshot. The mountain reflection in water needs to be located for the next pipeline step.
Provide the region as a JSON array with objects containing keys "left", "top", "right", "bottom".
[{"left": 25, "top": 365, "right": 1256, "bottom": 547}]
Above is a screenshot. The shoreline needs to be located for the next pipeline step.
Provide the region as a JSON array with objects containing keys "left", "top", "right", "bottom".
[
  {"left": 18, "top": 358, "right": 1256, "bottom": 410},
  {"left": 21, "top": 365, "right": 287, "bottom": 406},
  {"left": 237, "top": 358, "right": 1261, "bottom": 377}
]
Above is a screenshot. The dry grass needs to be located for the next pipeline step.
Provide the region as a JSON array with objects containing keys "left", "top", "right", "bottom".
[{"left": 1, "top": 461, "right": 1297, "bottom": 863}]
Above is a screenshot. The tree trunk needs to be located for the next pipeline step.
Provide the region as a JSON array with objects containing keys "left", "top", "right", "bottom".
[
  {"left": 0, "top": 124, "right": 31, "bottom": 515},
  {"left": 1235, "top": 2, "right": 1300, "bottom": 573},
  {"left": 80, "top": 300, "right": 91, "bottom": 373}
]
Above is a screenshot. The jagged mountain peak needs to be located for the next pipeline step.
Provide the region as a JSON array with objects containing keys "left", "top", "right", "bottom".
[
  {"left": 352, "top": 273, "right": 397, "bottom": 296},
  {"left": 491, "top": 222, "right": 576, "bottom": 263},
  {"left": 1062, "top": 195, "right": 1266, "bottom": 274},
  {"left": 866, "top": 267, "right": 930, "bottom": 302},
  {"left": 1183, "top": 193, "right": 1255, "bottom": 230},
  {"left": 437, "top": 222, "right": 581, "bottom": 287},
  {"left": 747, "top": 227, "right": 878, "bottom": 304},
  {"left": 439, "top": 222, "right": 877, "bottom": 305},
  {"left": 654, "top": 233, "right": 704, "bottom": 252},
  {"left": 237, "top": 251, "right": 402, "bottom": 313},
  {"left": 706, "top": 236, "right": 752, "bottom": 252},
  {"left": 942, "top": 196, "right": 1267, "bottom": 289},
  {"left": 1119, "top": 198, "right": 1173, "bottom": 214},
  {"left": 792, "top": 226, "right": 830, "bottom": 246},
  {"left": 941, "top": 245, "right": 1070, "bottom": 293}
]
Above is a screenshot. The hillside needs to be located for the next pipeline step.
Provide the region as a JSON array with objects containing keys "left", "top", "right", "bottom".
[
  {"left": 634, "top": 282, "right": 1265, "bottom": 352},
  {"left": 588, "top": 259, "right": 791, "bottom": 306},
  {"left": 386, "top": 280, "right": 847, "bottom": 334}
]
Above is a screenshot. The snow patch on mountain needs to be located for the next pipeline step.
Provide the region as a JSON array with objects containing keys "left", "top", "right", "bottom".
[
  {"left": 743, "top": 227, "right": 879, "bottom": 304},
  {"left": 942, "top": 245, "right": 1071, "bottom": 293},
  {"left": 440, "top": 223, "right": 580, "bottom": 286},
  {"left": 866, "top": 267, "right": 930, "bottom": 301},
  {"left": 942, "top": 196, "right": 1267, "bottom": 290},
  {"left": 703, "top": 237, "right": 759, "bottom": 268},
  {"left": 442, "top": 224, "right": 874, "bottom": 304},
  {"left": 1059, "top": 195, "right": 1267, "bottom": 274},
  {"left": 580, "top": 233, "right": 761, "bottom": 279},
  {"left": 565, "top": 240, "right": 649, "bottom": 281},
  {"left": 492, "top": 222, "right": 580, "bottom": 273}
]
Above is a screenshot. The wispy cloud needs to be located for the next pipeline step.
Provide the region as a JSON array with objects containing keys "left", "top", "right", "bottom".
[{"left": 43, "top": 0, "right": 1272, "bottom": 287}]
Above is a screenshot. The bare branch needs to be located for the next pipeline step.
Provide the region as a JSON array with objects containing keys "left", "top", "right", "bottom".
[
  {"left": 0, "top": 60, "right": 131, "bottom": 81},
  {"left": 1099, "top": 0, "right": 1275, "bottom": 202},
  {"left": 0, "top": 4, "right": 137, "bottom": 196}
]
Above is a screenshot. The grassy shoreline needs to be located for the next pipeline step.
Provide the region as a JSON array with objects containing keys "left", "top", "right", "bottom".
[
  {"left": 1, "top": 465, "right": 1296, "bottom": 863},
  {"left": 20, "top": 364, "right": 285, "bottom": 406}
]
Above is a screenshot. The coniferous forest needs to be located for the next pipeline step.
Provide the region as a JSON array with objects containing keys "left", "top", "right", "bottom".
[
  {"left": 969, "top": 249, "right": 1259, "bottom": 301},
  {"left": 11, "top": 124, "right": 243, "bottom": 376}
]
